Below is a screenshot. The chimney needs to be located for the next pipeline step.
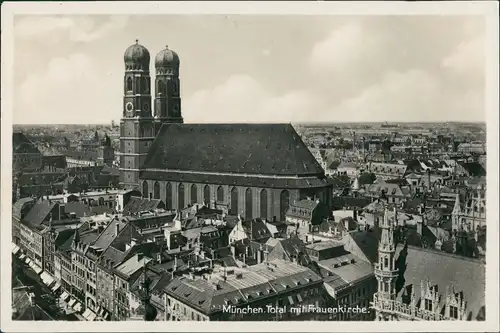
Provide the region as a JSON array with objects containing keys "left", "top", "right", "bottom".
[
  {"left": 230, "top": 245, "right": 236, "bottom": 258},
  {"left": 257, "top": 248, "right": 262, "bottom": 263},
  {"left": 173, "top": 256, "right": 178, "bottom": 271},
  {"left": 115, "top": 220, "right": 120, "bottom": 236},
  {"left": 417, "top": 217, "right": 423, "bottom": 236},
  {"left": 28, "top": 292, "right": 36, "bottom": 306}
]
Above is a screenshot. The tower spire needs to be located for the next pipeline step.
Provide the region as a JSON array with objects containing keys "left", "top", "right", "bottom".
[{"left": 373, "top": 206, "right": 399, "bottom": 320}]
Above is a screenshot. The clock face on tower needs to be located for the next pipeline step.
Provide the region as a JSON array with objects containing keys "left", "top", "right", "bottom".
[{"left": 126, "top": 102, "right": 134, "bottom": 116}]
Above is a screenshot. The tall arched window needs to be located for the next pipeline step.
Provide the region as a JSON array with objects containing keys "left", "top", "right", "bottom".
[
  {"left": 230, "top": 187, "right": 238, "bottom": 215},
  {"left": 165, "top": 182, "right": 172, "bottom": 209},
  {"left": 280, "top": 190, "right": 290, "bottom": 221},
  {"left": 203, "top": 185, "right": 211, "bottom": 206},
  {"left": 142, "top": 181, "right": 149, "bottom": 198},
  {"left": 245, "top": 188, "right": 253, "bottom": 219},
  {"left": 191, "top": 184, "right": 198, "bottom": 205},
  {"left": 153, "top": 181, "right": 160, "bottom": 200},
  {"left": 127, "top": 77, "right": 133, "bottom": 91},
  {"left": 217, "top": 186, "right": 224, "bottom": 203},
  {"left": 260, "top": 189, "right": 268, "bottom": 220},
  {"left": 178, "top": 183, "right": 185, "bottom": 210},
  {"left": 158, "top": 80, "right": 164, "bottom": 95},
  {"left": 143, "top": 77, "right": 149, "bottom": 94}
]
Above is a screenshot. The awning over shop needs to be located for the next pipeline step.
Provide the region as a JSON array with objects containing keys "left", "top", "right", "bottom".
[
  {"left": 68, "top": 298, "right": 76, "bottom": 307},
  {"left": 33, "top": 264, "right": 43, "bottom": 275},
  {"left": 104, "top": 312, "right": 110, "bottom": 320},
  {"left": 82, "top": 309, "right": 92, "bottom": 320},
  {"left": 19, "top": 254, "right": 26, "bottom": 260},
  {"left": 60, "top": 292, "right": 70, "bottom": 301},
  {"left": 28, "top": 262, "right": 35, "bottom": 269},
  {"left": 51, "top": 282, "right": 61, "bottom": 292},
  {"left": 25, "top": 258, "right": 31, "bottom": 264},
  {"left": 74, "top": 302, "right": 83, "bottom": 312},
  {"left": 12, "top": 244, "right": 20, "bottom": 254},
  {"left": 40, "top": 272, "right": 55, "bottom": 287},
  {"left": 87, "top": 310, "right": 97, "bottom": 321}
]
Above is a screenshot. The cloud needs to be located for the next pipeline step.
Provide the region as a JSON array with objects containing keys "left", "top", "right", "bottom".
[
  {"left": 442, "top": 36, "right": 485, "bottom": 75},
  {"left": 335, "top": 70, "right": 441, "bottom": 122},
  {"left": 183, "top": 74, "right": 325, "bottom": 123},
  {"left": 309, "top": 23, "right": 371, "bottom": 73},
  {"left": 15, "top": 15, "right": 129, "bottom": 44},
  {"left": 334, "top": 69, "right": 484, "bottom": 122},
  {"left": 15, "top": 53, "right": 119, "bottom": 124}
]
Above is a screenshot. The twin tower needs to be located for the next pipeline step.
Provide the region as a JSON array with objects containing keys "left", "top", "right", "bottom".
[{"left": 120, "top": 40, "right": 184, "bottom": 188}]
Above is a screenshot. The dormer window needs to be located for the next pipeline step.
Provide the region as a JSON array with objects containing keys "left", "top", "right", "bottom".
[
  {"left": 424, "top": 299, "right": 433, "bottom": 311},
  {"left": 449, "top": 305, "right": 458, "bottom": 319}
]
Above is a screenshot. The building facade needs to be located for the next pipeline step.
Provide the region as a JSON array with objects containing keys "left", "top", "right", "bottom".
[{"left": 371, "top": 208, "right": 486, "bottom": 321}]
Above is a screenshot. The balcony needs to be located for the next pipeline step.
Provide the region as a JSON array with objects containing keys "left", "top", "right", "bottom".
[
  {"left": 373, "top": 265, "right": 398, "bottom": 278},
  {"left": 371, "top": 293, "right": 444, "bottom": 321}
]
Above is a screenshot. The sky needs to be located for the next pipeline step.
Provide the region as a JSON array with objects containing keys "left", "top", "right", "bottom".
[{"left": 12, "top": 15, "right": 486, "bottom": 124}]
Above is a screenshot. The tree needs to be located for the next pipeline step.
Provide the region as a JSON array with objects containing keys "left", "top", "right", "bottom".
[{"left": 358, "top": 172, "right": 376, "bottom": 185}]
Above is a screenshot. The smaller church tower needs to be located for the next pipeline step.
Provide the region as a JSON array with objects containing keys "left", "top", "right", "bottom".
[
  {"left": 373, "top": 206, "right": 399, "bottom": 321},
  {"left": 97, "top": 133, "right": 114, "bottom": 167},
  {"left": 153, "top": 45, "right": 183, "bottom": 134}
]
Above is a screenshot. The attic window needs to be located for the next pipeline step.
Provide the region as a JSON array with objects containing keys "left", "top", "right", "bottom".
[
  {"left": 171, "top": 286, "right": 178, "bottom": 291},
  {"left": 198, "top": 300, "right": 205, "bottom": 305},
  {"left": 184, "top": 292, "right": 191, "bottom": 297}
]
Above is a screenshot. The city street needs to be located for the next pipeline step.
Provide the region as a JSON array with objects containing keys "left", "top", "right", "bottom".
[{"left": 12, "top": 254, "right": 80, "bottom": 321}]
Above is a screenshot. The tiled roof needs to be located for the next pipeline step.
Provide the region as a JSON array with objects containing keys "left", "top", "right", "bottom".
[
  {"left": 13, "top": 132, "right": 42, "bottom": 155},
  {"left": 370, "top": 162, "right": 407, "bottom": 175},
  {"left": 459, "top": 162, "right": 486, "bottom": 177},
  {"left": 344, "top": 229, "right": 381, "bottom": 264},
  {"left": 142, "top": 123, "right": 324, "bottom": 178},
  {"left": 13, "top": 197, "right": 35, "bottom": 220},
  {"left": 166, "top": 259, "right": 321, "bottom": 315},
  {"left": 140, "top": 170, "right": 330, "bottom": 190},
  {"left": 123, "top": 196, "right": 165, "bottom": 216},
  {"left": 394, "top": 244, "right": 485, "bottom": 320},
  {"left": 64, "top": 149, "right": 98, "bottom": 161},
  {"left": 332, "top": 196, "right": 372, "bottom": 210},
  {"left": 319, "top": 254, "right": 373, "bottom": 286},
  {"left": 243, "top": 219, "right": 272, "bottom": 242},
  {"left": 23, "top": 200, "right": 56, "bottom": 227}
]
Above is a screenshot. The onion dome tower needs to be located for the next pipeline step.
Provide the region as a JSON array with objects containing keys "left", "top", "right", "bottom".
[
  {"left": 153, "top": 45, "right": 183, "bottom": 134},
  {"left": 119, "top": 40, "right": 155, "bottom": 190}
]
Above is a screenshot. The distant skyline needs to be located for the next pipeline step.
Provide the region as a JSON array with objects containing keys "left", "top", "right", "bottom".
[{"left": 13, "top": 15, "right": 486, "bottom": 124}]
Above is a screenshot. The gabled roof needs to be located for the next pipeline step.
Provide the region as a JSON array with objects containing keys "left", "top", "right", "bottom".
[
  {"left": 142, "top": 123, "right": 324, "bottom": 178},
  {"left": 243, "top": 219, "right": 272, "bottom": 242},
  {"left": 459, "top": 162, "right": 486, "bottom": 177},
  {"left": 23, "top": 200, "right": 56, "bottom": 227},
  {"left": 123, "top": 196, "right": 165, "bottom": 216},
  {"left": 344, "top": 228, "right": 381, "bottom": 264},
  {"left": 394, "top": 244, "right": 485, "bottom": 320},
  {"left": 13, "top": 197, "right": 35, "bottom": 220}
]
